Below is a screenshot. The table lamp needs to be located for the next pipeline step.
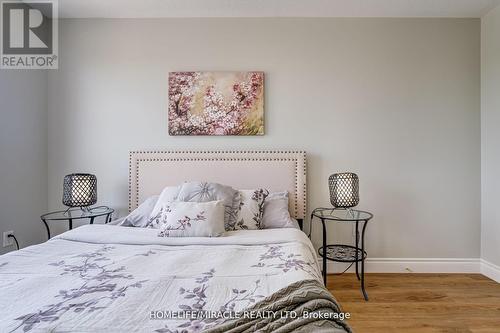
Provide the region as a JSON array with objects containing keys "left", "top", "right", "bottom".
[
  {"left": 63, "top": 173, "right": 97, "bottom": 211},
  {"left": 328, "top": 172, "right": 359, "bottom": 210}
]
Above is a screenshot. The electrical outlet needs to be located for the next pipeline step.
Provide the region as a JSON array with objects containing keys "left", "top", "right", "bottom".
[{"left": 3, "top": 231, "right": 14, "bottom": 247}]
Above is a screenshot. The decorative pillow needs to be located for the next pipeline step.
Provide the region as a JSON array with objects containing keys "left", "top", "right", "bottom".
[
  {"left": 154, "top": 201, "right": 225, "bottom": 237},
  {"left": 147, "top": 186, "right": 181, "bottom": 228},
  {"left": 177, "top": 181, "right": 240, "bottom": 231},
  {"left": 261, "top": 192, "right": 299, "bottom": 229},
  {"left": 119, "top": 195, "right": 159, "bottom": 227},
  {"left": 234, "top": 189, "right": 269, "bottom": 230}
]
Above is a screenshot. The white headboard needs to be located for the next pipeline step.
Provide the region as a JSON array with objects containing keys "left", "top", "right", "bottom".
[{"left": 128, "top": 150, "right": 307, "bottom": 219}]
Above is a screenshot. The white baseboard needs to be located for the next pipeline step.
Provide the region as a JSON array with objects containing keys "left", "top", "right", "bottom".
[
  {"left": 480, "top": 259, "right": 500, "bottom": 283},
  {"left": 317, "top": 257, "right": 500, "bottom": 283},
  {"left": 321, "top": 257, "right": 481, "bottom": 274}
]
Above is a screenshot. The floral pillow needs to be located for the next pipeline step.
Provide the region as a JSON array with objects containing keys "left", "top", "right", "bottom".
[
  {"left": 234, "top": 189, "right": 269, "bottom": 230},
  {"left": 177, "top": 181, "right": 240, "bottom": 231},
  {"left": 147, "top": 186, "right": 181, "bottom": 228},
  {"left": 152, "top": 200, "right": 225, "bottom": 237}
]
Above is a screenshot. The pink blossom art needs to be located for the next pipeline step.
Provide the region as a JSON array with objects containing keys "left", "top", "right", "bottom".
[{"left": 168, "top": 72, "right": 264, "bottom": 135}]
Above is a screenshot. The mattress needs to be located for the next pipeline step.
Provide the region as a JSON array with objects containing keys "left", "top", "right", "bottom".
[{"left": 0, "top": 225, "right": 323, "bottom": 332}]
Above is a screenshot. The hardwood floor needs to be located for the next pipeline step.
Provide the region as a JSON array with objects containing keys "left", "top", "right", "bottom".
[{"left": 327, "top": 274, "right": 500, "bottom": 333}]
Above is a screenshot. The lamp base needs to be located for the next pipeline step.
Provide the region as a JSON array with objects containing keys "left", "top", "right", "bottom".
[{"left": 63, "top": 206, "right": 92, "bottom": 216}]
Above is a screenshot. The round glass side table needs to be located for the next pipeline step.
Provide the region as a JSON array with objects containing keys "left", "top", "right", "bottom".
[
  {"left": 40, "top": 206, "right": 114, "bottom": 239},
  {"left": 310, "top": 207, "right": 373, "bottom": 301}
]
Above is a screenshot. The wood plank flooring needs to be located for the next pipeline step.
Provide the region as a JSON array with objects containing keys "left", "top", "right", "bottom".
[{"left": 327, "top": 274, "right": 500, "bottom": 333}]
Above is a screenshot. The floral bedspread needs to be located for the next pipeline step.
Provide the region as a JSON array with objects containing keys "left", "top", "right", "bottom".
[{"left": 0, "top": 225, "right": 322, "bottom": 332}]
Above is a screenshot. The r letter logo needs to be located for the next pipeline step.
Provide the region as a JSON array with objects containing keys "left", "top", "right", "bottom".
[{"left": 1, "top": 0, "right": 58, "bottom": 69}]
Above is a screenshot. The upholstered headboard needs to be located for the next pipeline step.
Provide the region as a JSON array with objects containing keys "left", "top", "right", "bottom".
[{"left": 128, "top": 151, "right": 307, "bottom": 219}]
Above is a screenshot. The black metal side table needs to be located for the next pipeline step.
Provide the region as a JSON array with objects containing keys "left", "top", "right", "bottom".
[
  {"left": 40, "top": 206, "right": 114, "bottom": 239},
  {"left": 310, "top": 207, "right": 373, "bottom": 301}
]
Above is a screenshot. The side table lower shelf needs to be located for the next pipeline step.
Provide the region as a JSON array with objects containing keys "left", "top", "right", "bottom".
[
  {"left": 319, "top": 244, "right": 367, "bottom": 262},
  {"left": 319, "top": 244, "right": 369, "bottom": 300}
]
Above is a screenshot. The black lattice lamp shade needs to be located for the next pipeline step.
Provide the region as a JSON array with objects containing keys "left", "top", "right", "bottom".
[
  {"left": 63, "top": 173, "right": 97, "bottom": 208},
  {"left": 329, "top": 172, "right": 359, "bottom": 208}
]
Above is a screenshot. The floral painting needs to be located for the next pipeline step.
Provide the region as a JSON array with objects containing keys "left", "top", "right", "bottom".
[{"left": 168, "top": 72, "right": 264, "bottom": 135}]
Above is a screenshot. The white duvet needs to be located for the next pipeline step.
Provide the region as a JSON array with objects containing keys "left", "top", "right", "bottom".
[{"left": 0, "top": 225, "right": 321, "bottom": 333}]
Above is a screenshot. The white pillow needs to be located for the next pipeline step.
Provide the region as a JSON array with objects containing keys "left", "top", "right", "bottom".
[
  {"left": 261, "top": 192, "right": 299, "bottom": 229},
  {"left": 234, "top": 189, "right": 269, "bottom": 230},
  {"left": 156, "top": 200, "right": 225, "bottom": 237},
  {"left": 177, "top": 181, "right": 240, "bottom": 231},
  {"left": 147, "top": 186, "right": 180, "bottom": 228},
  {"left": 119, "top": 195, "right": 159, "bottom": 227}
]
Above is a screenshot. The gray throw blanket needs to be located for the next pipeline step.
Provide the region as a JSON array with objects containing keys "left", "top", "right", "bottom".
[{"left": 204, "top": 279, "right": 352, "bottom": 333}]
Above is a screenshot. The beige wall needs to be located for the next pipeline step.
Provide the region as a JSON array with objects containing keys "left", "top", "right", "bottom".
[
  {"left": 0, "top": 70, "right": 48, "bottom": 254},
  {"left": 47, "top": 18, "right": 481, "bottom": 258},
  {"left": 481, "top": 6, "right": 500, "bottom": 267}
]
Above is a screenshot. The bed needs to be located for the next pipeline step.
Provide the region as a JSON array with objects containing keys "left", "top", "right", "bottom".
[{"left": 0, "top": 151, "right": 351, "bottom": 333}]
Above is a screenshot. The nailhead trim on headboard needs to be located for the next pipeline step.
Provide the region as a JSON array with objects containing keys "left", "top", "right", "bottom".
[{"left": 128, "top": 150, "right": 307, "bottom": 219}]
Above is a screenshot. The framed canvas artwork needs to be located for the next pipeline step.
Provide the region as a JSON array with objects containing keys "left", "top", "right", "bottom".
[{"left": 168, "top": 71, "right": 264, "bottom": 136}]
